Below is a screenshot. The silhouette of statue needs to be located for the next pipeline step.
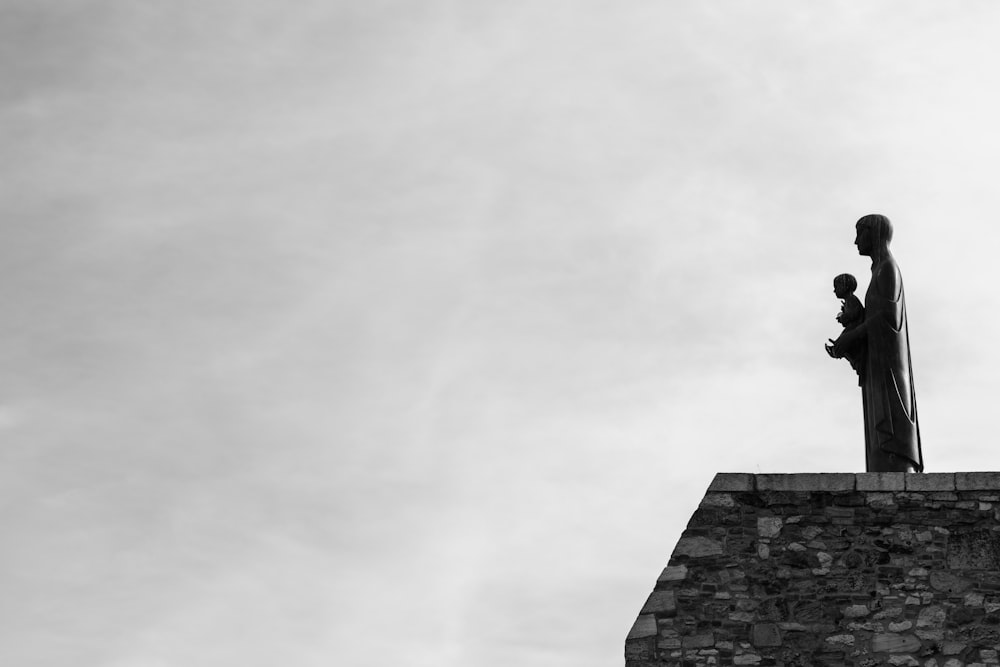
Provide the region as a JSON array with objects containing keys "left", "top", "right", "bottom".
[
  {"left": 828, "top": 273, "right": 866, "bottom": 379},
  {"left": 826, "top": 214, "right": 924, "bottom": 473}
]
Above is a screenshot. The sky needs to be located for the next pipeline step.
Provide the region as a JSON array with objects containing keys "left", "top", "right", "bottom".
[{"left": 3, "top": 1, "right": 1000, "bottom": 666}]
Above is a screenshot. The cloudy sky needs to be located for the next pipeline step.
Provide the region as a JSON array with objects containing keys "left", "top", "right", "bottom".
[{"left": 3, "top": 2, "right": 1000, "bottom": 665}]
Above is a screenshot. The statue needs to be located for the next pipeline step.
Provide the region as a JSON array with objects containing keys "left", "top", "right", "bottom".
[
  {"left": 826, "top": 214, "right": 924, "bottom": 473},
  {"left": 830, "top": 273, "right": 866, "bottom": 378}
]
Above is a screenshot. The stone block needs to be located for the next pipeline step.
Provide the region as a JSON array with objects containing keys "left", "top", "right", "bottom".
[
  {"left": 906, "top": 473, "right": 955, "bottom": 491},
  {"left": 673, "top": 536, "right": 723, "bottom": 558},
  {"left": 627, "top": 614, "right": 657, "bottom": 639},
  {"left": 640, "top": 590, "right": 676, "bottom": 614},
  {"left": 867, "top": 492, "right": 897, "bottom": 508},
  {"left": 656, "top": 638, "right": 679, "bottom": 651},
  {"left": 779, "top": 622, "right": 806, "bottom": 631},
  {"left": 681, "top": 632, "right": 714, "bottom": 648},
  {"left": 756, "top": 473, "right": 855, "bottom": 492},
  {"left": 623, "top": 642, "right": 650, "bottom": 661},
  {"left": 957, "top": 472, "right": 1000, "bottom": 490},
  {"left": 826, "top": 634, "right": 855, "bottom": 646},
  {"left": 871, "top": 633, "right": 921, "bottom": 652},
  {"left": 857, "top": 472, "right": 906, "bottom": 491},
  {"left": 757, "top": 517, "right": 783, "bottom": 538},
  {"left": 700, "top": 493, "right": 735, "bottom": 508},
  {"left": 843, "top": 604, "right": 870, "bottom": 618},
  {"left": 709, "top": 473, "right": 754, "bottom": 492},
  {"left": 964, "top": 592, "right": 985, "bottom": 606},
  {"left": 750, "top": 623, "right": 781, "bottom": 647},
  {"left": 917, "top": 605, "right": 945, "bottom": 628},
  {"left": 942, "top": 642, "right": 965, "bottom": 655},
  {"left": 874, "top": 607, "right": 904, "bottom": 620},
  {"left": 929, "top": 571, "right": 972, "bottom": 593},
  {"left": 658, "top": 565, "right": 688, "bottom": 582}
]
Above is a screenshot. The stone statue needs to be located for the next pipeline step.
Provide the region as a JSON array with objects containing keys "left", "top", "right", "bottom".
[{"left": 825, "top": 214, "right": 924, "bottom": 473}]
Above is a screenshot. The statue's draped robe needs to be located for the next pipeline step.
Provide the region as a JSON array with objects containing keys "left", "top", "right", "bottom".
[{"left": 861, "top": 257, "right": 923, "bottom": 472}]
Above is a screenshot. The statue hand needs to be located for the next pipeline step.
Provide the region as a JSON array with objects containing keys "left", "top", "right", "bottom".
[{"left": 825, "top": 339, "right": 841, "bottom": 358}]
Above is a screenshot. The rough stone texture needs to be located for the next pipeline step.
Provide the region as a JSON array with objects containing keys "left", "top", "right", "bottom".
[
  {"left": 701, "top": 493, "right": 736, "bottom": 508},
  {"left": 626, "top": 473, "right": 1000, "bottom": 666}
]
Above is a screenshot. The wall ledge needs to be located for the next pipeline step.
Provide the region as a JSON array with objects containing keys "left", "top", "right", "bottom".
[{"left": 708, "top": 471, "right": 1000, "bottom": 493}]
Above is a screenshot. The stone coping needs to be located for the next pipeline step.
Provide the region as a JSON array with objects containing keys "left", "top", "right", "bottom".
[{"left": 708, "top": 471, "right": 1000, "bottom": 493}]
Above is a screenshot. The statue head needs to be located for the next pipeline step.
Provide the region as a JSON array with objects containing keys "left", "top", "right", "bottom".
[
  {"left": 855, "top": 214, "right": 893, "bottom": 257},
  {"left": 833, "top": 273, "right": 857, "bottom": 298}
]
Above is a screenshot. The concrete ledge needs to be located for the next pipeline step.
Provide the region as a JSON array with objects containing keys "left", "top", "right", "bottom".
[
  {"left": 705, "top": 473, "right": 1000, "bottom": 493},
  {"left": 906, "top": 473, "right": 955, "bottom": 491},
  {"left": 756, "top": 473, "right": 855, "bottom": 492},
  {"left": 956, "top": 472, "right": 1000, "bottom": 490},
  {"left": 856, "top": 473, "right": 905, "bottom": 491}
]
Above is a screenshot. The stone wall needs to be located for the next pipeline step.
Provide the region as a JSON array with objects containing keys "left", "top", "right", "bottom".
[{"left": 626, "top": 473, "right": 1000, "bottom": 667}]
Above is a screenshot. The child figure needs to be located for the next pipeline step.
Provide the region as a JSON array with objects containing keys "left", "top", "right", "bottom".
[
  {"left": 834, "top": 273, "right": 864, "bottom": 329},
  {"left": 826, "top": 273, "right": 865, "bottom": 380}
]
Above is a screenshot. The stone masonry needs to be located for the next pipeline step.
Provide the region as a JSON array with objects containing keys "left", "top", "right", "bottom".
[{"left": 626, "top": 473, "right": 1000, "bottom": 667}]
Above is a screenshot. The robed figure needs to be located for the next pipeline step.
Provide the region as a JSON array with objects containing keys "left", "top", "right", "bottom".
[{"left": 827, "top": 214, "right": 924, "bottom": 473}]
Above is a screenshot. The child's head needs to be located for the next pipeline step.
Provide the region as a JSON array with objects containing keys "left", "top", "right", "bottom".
[{"left": 833, "top": 273, "right": 857, "bottom": 298}]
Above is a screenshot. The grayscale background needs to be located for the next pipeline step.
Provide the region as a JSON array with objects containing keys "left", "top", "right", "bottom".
[{"left": 2, "top": 2, "right": 997, "bottom": 665}]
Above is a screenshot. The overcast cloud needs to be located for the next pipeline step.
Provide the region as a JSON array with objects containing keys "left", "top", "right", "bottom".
[{"left": 3, "top": 2, "right": 1000, "bottom": 666}]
